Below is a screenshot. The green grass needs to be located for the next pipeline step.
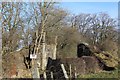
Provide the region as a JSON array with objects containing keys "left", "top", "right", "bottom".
[{"left": 78, "top": 69, "right": 119, "bottom": 78}]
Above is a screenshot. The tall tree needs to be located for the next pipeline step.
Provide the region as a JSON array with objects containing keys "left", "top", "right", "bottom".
[{"left": 2, "top": 2, "right": 24, "bottom": 53}]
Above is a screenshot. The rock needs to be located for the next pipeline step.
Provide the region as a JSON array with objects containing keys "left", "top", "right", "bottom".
[{"left": 94, "top": 51, "right": 118, "bottom": 68}]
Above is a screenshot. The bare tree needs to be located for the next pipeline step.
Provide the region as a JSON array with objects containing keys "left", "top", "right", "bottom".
[
  {"left": 26, "top": 2, "right": 67, "bottom": 45},
  {"left": 2, "top": 2, "right": 24, "bottom": 53},
  {"left": 71, "top": 13, "right": 117, "bottom": 45}
]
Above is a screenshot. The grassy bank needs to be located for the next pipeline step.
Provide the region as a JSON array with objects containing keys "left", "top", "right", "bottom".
[{"left": 78, "top": 69, "right": 119, "bottom": 78}]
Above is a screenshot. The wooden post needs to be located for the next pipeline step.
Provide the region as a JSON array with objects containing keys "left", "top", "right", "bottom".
[
  {"left": 74, "top": 66, "right": 77, "bottom": 78},
  {"left": 43, "top": 71, "right": 47, "bottom": 79},
  {"left": 51, "top": 72, "right": 53, "bottom": 79},
  {"left": 69, "top": 64, "right": 72, "bottom": 79},
  {"left": 61, "top": 64, "right": 69, "bottom": 79}
]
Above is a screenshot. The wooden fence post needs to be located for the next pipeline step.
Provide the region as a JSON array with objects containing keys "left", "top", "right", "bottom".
[
  {"left": 61, "top": 64, "right": 69, "bottom": 79},
  {"left": 69, "top": 64, "right": 72, "bottom": 79},
  {"left": 74, "top": 66, "right": 77, "bottom": 78},
  {"left": 51, "top": 72, "right": 53, "bottom": 79},
  {"left": 43, "top": 71, "right": 47, "bottom": 80}
]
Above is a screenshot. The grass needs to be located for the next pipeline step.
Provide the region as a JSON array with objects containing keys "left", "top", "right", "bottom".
[{"left": 78, "top": 69, "right": 119, "bottom": 78}]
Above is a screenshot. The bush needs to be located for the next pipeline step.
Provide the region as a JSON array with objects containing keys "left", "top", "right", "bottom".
[{"left": 57, "top": 27, "right": 84, "bottom": 58}]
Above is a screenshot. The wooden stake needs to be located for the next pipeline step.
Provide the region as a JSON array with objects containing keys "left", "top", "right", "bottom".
[
  {"left": 74, "top": 66, "right": 77, "bottom": 78},
  {"left": 51, "top": 72, "right": 53, "bottom": 79},
  {"left": 43, "top": 71, "right": 47, "bottom": 79},
  {"left": 69, "top": 64, "right": 72, "bottom": 79},
  {"left": 61, "top": 64, "right": 69, "bottom": 79}
]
